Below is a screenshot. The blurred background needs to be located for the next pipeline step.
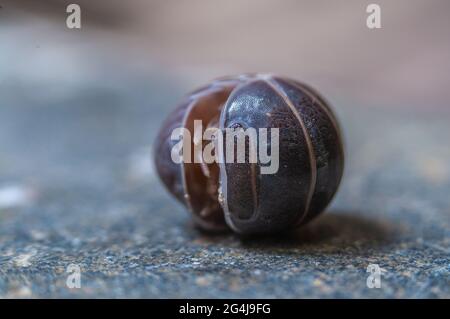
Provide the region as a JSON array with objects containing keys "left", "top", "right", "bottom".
[
  {"left": 2, "top": 0, "right": 450, "bottom": 110},
  {"left": 0, "top": 0, "right": 449, "bottom": 298}
]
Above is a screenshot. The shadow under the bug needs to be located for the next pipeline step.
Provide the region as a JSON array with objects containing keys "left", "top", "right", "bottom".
[{"left": 189, "top": 211, "right": 401, "bottom": 254}]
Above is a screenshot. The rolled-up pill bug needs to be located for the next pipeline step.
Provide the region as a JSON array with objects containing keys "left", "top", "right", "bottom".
[{"left": 154, "top": 74, "right": 344, "bottom": 235}]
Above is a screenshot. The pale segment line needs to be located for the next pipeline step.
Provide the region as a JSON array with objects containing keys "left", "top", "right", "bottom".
[
  {"left": 264, "top": 78, "right": 317, "bottom": 224},
  {"left": 285, "top": 78, "right": 344, "bottom": 162}
]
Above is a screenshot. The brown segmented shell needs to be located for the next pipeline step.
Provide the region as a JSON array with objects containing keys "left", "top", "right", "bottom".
[{"left": 154, "top": 74, "right": 344, "bottom": 234}]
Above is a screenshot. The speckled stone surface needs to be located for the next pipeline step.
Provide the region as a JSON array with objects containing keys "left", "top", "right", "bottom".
[{"left": 0, "top": 76, "right": 449, "bottom": 298}]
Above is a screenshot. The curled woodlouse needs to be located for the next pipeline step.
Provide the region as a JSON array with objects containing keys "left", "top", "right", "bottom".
[{"left": 154, "top": 74, "right": 344, "bottom": 235}]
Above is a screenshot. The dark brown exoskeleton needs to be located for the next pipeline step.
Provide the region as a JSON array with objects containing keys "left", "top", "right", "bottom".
[{"left": 154, "top": 74, "right": 344, "bottom": 235}]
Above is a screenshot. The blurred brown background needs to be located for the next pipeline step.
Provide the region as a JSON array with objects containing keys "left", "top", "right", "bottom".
[{"left": 2, "top": 0, "right": 450, "bottom": 111}]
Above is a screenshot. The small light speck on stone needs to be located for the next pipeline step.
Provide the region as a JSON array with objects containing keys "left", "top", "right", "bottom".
[
  {"left": 13, "top": 251, "right": 36, "bottom": 267},
  {"left": 0, "top": 184, "right": 34, "bottom": 209},
  {"left": 195, "top": 276, "right": 212, "bottom": 286}
]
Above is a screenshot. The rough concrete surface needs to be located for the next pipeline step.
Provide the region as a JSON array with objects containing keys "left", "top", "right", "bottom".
[{"left": 0, "top": 75, "right": 449, "bottom": 298}]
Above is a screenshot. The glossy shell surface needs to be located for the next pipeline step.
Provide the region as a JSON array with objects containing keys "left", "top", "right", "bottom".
[{"left": 154, "top": 74, "right": 344, "bottom": 234}]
